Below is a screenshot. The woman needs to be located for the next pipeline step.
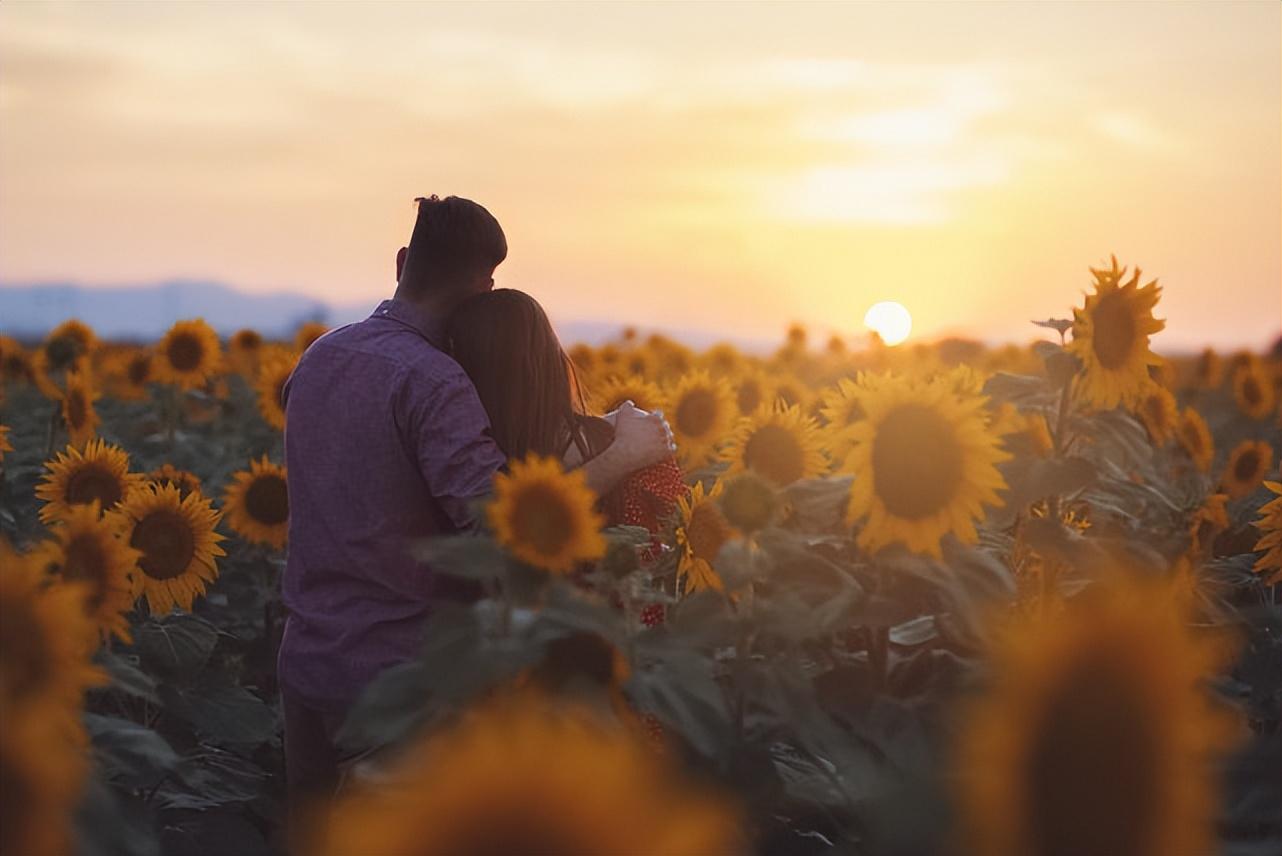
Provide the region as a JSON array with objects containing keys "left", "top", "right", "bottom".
[{"left": 447, "top": 289, "right": 685, "bottom": 535}]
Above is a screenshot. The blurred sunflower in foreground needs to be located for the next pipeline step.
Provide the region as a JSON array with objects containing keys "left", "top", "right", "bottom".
[
  {"left": 488, "top": 456, "right": 605, "bottom": 574},
  {"left": 1252, "top": 481, "right": 1282, "bottom": 585},
  {"left": 721, "top": 403, "right": 826, "bottom": 487},
  {"left": 675, "top": 480, "right": 734, "bottom": 593},
  {"left": 36, "top": 439, "right": 145, "bottom": 524},
  {"left": 843, "top": 373, "right": 1009, "bottom": 557},
  {"left": 1067, "top": 256, "right": 1164, "bottom": 410},
  {"left": 112, "top": 483, "right": 225, "bottom": 615},
  {"left": 223, "top": 456, "right": 290, "bottom": 549},
  {"left": 319, "top": 699, "right": 742, "bottom": 856},
  {"left": 26, "top": 502, "right": 140, "bottom": 643},
  {"left": 956, "top": 582, "right": 1239, "bottom": 856},
  {"left": 153, "top": 319, "right": 222, "bottom": 390}
]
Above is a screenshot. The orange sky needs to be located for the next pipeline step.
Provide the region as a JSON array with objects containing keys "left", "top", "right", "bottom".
[{"left": 1, "top": 2, "right": 1278, "bottom": 350}]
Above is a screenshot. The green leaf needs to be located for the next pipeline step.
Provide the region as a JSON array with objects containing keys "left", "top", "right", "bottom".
[
  {"left": 96, "top": 650, "right": 161, "bottom": 704},
  {"left": 161, "top": 684, "right": 277, "bottom": 747},
  {"left": 85, "top": 713, "right": 179, "bottom": 790},
  {"left": 136, "top": 613, "right": 219, "bottom": 678},
  {"left": 1032, "top": 318, "right": 1073, "bottom": 334}
]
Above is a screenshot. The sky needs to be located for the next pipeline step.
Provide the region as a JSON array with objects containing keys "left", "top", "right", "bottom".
[{"left": 1, "top": 1, "right": 1279, "bottom": 350}]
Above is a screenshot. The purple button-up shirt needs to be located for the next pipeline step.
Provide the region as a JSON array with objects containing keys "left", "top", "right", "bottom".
[{"left": 278, "top": 298, "right": 507, "bottom": 713}]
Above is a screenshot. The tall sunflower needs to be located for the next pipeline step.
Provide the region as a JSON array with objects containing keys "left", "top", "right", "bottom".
[
  {"left": 700, "top": 342, "right": 743, "bottom": 378},
  {"left": 720, "top": 403, "right": 827, "bottom": 487},
  {"left": 1137, "top": 383, "right": 1179, "bottom": 446},
  {"left": 675, "top": 480, "right": 735, "bottom": 593},
  {"left": 228, "top": 328, "right": 264, "bottom": 375},
  {"left": 255, "top": 350, "right": 297, "bottom": 430},
  {"left": 149, "top": 463, "right": 203, "bottom": 500},
  {"left": 30, "top": 502, "right": 140, "bottom": 643},
  {"left": 666, "top": 371, "right": 735, "bottom": 465},
  {"left": 222, "top": 456, "right": 289, "bottom": 549},
  {"left": 35, "top": 439, "right": 144, "bottom": 524},
  {"left": 488, "top": 456, "right": 606, "bottom": 574},
  {"left": 730, "top": 368, "right": 771, "bottom": 417},
  {"left": 817, "top": 377, "right": 867, "bottom": 460},
  {"left": 1193, "top": 347, "right": 1222, "bottom": 389},
  {"left": 320, "top": 699, "right": 741, "bottom": 856},
  {"left": 112, "top": 483, "right": 225, "bottom": 615},
  {"left": 1252, "top": 481, "right": 1282, "bottom": 585},
  {"left": 1221, "top": 440, "right": 1273, "bottom": 500},
  {"left": 1176, "top": 407, "right": 1214, "bottom": 473},
  {"left": 842, "top": 373, "right": 1009, "bottom": 557},
  {"left": 0, "top": 335, "right": 36, "bottom": 387},
  {"left": 1233, "top": 361, "right": 1276, "bottom": 420},
  {"left": 956, "top": 582, "right": 1238, "bottom": 856},
  {"left": 590, "top": 375, "right": 666, "bottom": 416},
  {"left": 1067, "top": 255, "right": 1165, "bottom": 410},
  {"left": 105, "top": 347, "right": 154, "bottom": 401},
  {"left": 153, "top": 319, "right": 222, "bottom": 390},
  {"left": 61, "top": 368, "right": 100, "bottom": 448}
]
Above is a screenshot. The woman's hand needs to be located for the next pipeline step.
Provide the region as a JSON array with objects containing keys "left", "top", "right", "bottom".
[{"left": 579, "top": 401, "right": 675, "bottom": 495}]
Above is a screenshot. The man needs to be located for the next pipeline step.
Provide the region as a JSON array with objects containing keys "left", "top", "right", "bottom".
[{"left": 277, "top": 195, "right": 672, "bottom": 814}]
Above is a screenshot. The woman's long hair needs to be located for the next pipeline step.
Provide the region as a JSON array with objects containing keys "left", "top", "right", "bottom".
[{"left": 447, "top": 289, "right": 607, "bottom": 461}]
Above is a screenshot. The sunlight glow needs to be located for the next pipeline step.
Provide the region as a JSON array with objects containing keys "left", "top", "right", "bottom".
[{"left": 864, "top": 301, "right": 913, "bottom": 346}]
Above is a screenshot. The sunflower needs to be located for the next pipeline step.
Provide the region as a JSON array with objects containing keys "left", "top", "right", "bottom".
[
  {"left": 222, "top": 456, "right": 289, "bottom": 549},
  {"left": 1188, "top": 493, "right": 1229, "bottom": 559},
  {"left": 956, "top": 582, "right": 1238, "bottom": 856},
  {"left": 1252, "top": 481, "right": 1282, "bottom": 584},
  {"left": 46, "top": 319, "right": 97, "bottom": 358},
  {"left": 1193, "top": 347, "right": 1222, "bottom": 389},
  {"left": 1176, "top": 407, "right": 1214, "bottom": 473},
  {"left": 0, "top": 555, "right": 105, "bottom": 731},
  {"left": 1233, "top": 361, "right": 1276, "bottom": 420},
  {"left": 842, "top": 373, "right": 1009, "bottom": 557},
  {"left": 105, "top": 347, "right": 154, "bottom": 400},
  {"left": 1067, "top": 255, "right": 1165, "bottom": 410},
  {"left": 488, "top": 456, "right": 606, "bottom": 574},
  {"left": 1137, "top": 383, "right": 1179, "bottom": 446},
  {"left": 35, "top": 439, "right": 144, "bottom": 524},
  {"left": 112, "top": 483, "right": 225, "bottom": 615},
  {"left": 0, "top": 424, "right": 12, "bottom": 464},
  {"left": 60, "top": 368, "right": 100, "bottom": 448},
  {"left": 817, "top": 377, "right": 867, "bottom": 459},
  {"left": 31, "top": 503, "right": 140, "bottom": 643},
  {"left": 294, "top": 321, "right": 330, "bottom": 353},
  {"left": 319, "top": 699, "right": 741, "bottom": 856},
  {"left": 255, "top": 350, "right": 297, "bottom": 430},
  {"left": 149, "top": 463, "right": 203, "bottom": 500},
  {"left": 227, "top": 328, "right": 264, "bottom": 375},
  {"left": 701, "top": 342, "right": 743, "bottom": 378},
  {"left": 0, "top": 711, "right": 91, "bottom": 856},
  {"left": 153, "top": 319, "right": 222, "bottom": 390},
  {"left": 675, "top": 481, "right": 735, "bottom": 593},
  {"left": 0, "top": 335, "right": 36, "bottom": 386},
  {"left": 718, "top": 470, "right": 781, "bottom": 534},
  {"left": 567, "top": 344, "right": 596, "bottom": 376},
  {"left": 721, "top": 403, "right": 827, "bottom": 487},
  {"left": 666, "top": 371, "right": 735, "bottom": 465},
  {"left": 730, "top": 367, "right": 771, "bottom": 417},
  {"left": 770, "top": 373, "right": 813, "bottom": 412},
  {"left": 992, "top": 406, "right": 1054, "bottom": 458},
  {"left": 1221, "top": 440, "right": 1273, "bottom": 500},
  {"left": 590, "top": 374, "right": 666, "bottom": 416}
]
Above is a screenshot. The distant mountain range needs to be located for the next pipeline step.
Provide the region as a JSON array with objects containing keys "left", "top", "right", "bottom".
[{"left": 0, "top": 280, "right": 774, "bottom": 351}]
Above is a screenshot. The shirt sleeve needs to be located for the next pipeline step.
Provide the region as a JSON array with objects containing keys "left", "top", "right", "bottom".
[{"left": 399, "top": 359, "right": 508, "bottom": 531}]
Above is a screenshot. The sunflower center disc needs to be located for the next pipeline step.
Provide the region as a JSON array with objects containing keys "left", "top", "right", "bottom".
[
  {"left": 167, "top": 334, "right": 204, "bottom": 372},
  {"left": 46, "top": 335, "right": 83, "bottom": 371},
  {"left": 1023, "top": 652, "right": 1161, "bottom": 856},
  {"left": 131, "top": 509, "right": 197, "bottom": 580},
  {"left": 687, "top": 502, "right": 734, "bottom": 560},
  {"left": 513, "top": 486, "right": 575, "bottom": 558},
  {"left": 245, "top": 475, "right": 289, "bottom": 525},
  {"left": 65, "top": 465, "right": 124, "bottom": 509},
  {"left": 676, "top": 389, "right": 718, "bottom": 438},
  {"left": 737, "top": 381, "right": 762, "bottom": 414},
  {"left": 0, "top": 598, "right": 51, "bottom": 701},
  {"left": 63, "top": 534, "right": 111, "bottom": 610},
  {"left": 743, "top": 424, "right": 805, "bottom": 485},
  {"left": 1234, "top": 450, "right": 1260, "bottom": 482},
  {"left": 872, "top": 404, "right": 964, "bottom": 520},
  {"left": 128, "top": 355, "right": 151, "bottom": 385},
  {"left": 1242, "top": 376, "right": 1261, "bottom": 406},
  {"left": 1090, "top": 290, "right": 1138, "bottom": 370}
]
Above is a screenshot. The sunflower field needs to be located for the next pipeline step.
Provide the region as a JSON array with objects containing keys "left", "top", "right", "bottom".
[{"left": 2, "top": 257, "right": 1281, "bottom": 856}]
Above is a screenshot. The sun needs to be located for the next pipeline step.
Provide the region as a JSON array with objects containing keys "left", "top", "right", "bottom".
[{"left": 864, "top": 301, "right": 912, "bottom": 346}]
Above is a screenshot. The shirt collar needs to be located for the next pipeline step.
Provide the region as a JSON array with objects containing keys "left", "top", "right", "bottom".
[{"left": 371, "top": 298, "right": 447, "bottom": 348}]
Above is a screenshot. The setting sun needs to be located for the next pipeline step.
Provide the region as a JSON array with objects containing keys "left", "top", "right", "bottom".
[{"left": 864, "top": 300, "right": 913, "bottom": 346}]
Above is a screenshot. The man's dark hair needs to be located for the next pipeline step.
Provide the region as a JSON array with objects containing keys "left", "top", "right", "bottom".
[{"left": 402, "top": 195, "right": 507, "bottom": 290}]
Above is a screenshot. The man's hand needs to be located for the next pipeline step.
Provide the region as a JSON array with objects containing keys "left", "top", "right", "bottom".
[{"left": 579, "top": 401, "right": 675, "bottom": 496}]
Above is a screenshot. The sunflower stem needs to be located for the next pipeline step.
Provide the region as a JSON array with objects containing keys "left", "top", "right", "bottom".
[{"left": 45, "top": 399, "right": 61, "bottom": 456}]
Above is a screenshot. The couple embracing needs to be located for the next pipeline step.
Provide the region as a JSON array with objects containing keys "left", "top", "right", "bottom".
[{"left": 278, "top": 195, "right": 681, "bottom": 815}]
